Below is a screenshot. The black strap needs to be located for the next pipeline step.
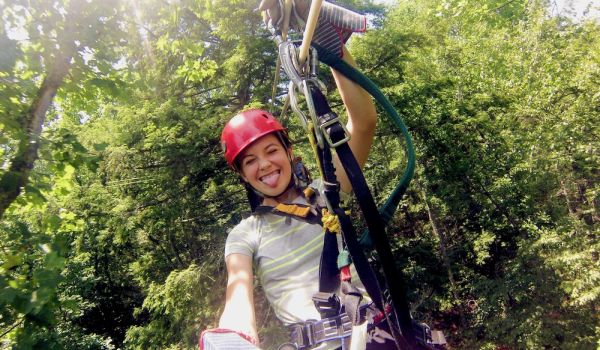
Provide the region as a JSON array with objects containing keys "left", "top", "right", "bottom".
[
  {"left": 332, "top": 132, "right": 415, "bottom": 350},
  {"left": 312, "top": 102, "right": 342, "bottom": 295},
  {"left": 308, "top": 85, "right": 418, "bottom": 349},
  {"left": 319, "top": 226, "right": 340, "bottom": 293},
  {"left": 309, "top": 84, "right": 384, "bottom": 309},
  {"left": 311, "top": 93, "right": 382, "bottom": 303}
]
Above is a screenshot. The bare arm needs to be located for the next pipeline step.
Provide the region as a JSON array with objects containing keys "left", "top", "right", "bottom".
[
  {"left": 331, "top": 46, "right": 377, "bottom": 193},
  {"left": 218, "top": 254, "right": 259, "bottom": 343}
]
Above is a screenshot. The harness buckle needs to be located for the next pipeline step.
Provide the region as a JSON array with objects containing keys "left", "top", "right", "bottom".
[
  {"left": 413, "top": 320, "right": 434, "bottom": 347},
  {"left": 312, "top": 292, "right": 341, "bottom": 319},
  {"left": 319, "top": 112, "right": 351, "bottom": 148},
  {"left": 303, "top": 320, "right": 316, "bottom": 347},
  {"left": 321, "top": 318, "right": 339, "bottom": 338},
  {"left": 289, "top": 322, "right": 311, "bottom": 349}
]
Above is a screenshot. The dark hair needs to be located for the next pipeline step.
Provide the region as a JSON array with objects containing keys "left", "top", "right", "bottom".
[{"left": 245, "top": 184, "right": 263, "bottom": 212}]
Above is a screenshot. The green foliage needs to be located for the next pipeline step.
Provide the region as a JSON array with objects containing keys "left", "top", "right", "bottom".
[
  {"left": 1, "top": 0, "right": 598, "bottom": 348},
  {"left": 125, "top": 264, "right": 225, "bottom": 350},
  {"left": 350, "top": 0, "right": 599, "bottom": 347}
]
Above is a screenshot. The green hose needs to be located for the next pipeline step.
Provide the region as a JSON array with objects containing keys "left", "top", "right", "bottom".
[{"left": 314, "top": 44, "right": 416, "bottom": 247}]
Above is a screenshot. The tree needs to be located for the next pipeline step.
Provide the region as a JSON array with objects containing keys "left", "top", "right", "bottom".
[
  {"left": 2, "top": 0, "right": 597, "bottom": 348},
  {"left": 1, "top": 0, "right": 129, "bottom": 348},
  {"left": 0, "top": 0, "right": 127, "bottom": 217}
]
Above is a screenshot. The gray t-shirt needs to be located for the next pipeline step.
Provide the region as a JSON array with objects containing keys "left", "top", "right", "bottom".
[
  {"left": 225, "top": 181, "right": 365, "bottom": 332},
  {"left": 225, "top": 190, "right": 325, "bottom": 324}
]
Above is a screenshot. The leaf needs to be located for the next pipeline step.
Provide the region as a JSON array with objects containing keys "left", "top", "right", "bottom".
[
  {"left": 87, "top": 77, "right": 122, "bottom": 97},
  {"left": 0, "top": 286, "right": 17, "bottom": 304},
  {"left": 2, "top": 254, "right": 23, "bottom": 270},
  {"left": 33, "top": 268, "right": 61, "bottom": 290},
  {"left": 43, "top": 215, "right": 62, "bottom": 231},
  {"left": 93, "top": 142, "right": 109, "bottom": 151},
  {"left": 24, "top": 185, "right": 47, "bottom": 205},
  {"left": 12, "top": 293, "right": 33, "bottom": 314},
  {"left": 71, "top": 140, "right": 87, "bottom": 153},
  {"left": 61, "top": 299, "right": 80, "bottom": 312},
  {"left": 44, "top": 252, "right": 66, "bottom": 270}
]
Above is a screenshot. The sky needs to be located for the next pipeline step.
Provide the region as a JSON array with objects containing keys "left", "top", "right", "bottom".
[
  {"left": 550, "top": 0, "right": 600, "bottom": 19},
  {"left": 5, "top": 0, "right": 599, "bottom": 42},
  {"left": 371, "top": 0, "right": 600, "bottom": 20}
]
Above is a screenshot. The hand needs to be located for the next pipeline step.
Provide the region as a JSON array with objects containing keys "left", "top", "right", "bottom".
[
  {"left": 258, "top": 0, "right": 310, "bottom": 31},
  {"left": 258, "top": 0, "right": 367, "bottom": 57}
]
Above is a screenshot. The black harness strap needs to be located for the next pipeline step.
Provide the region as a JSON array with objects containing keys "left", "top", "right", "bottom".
[
  {"left": 318, "top": 196, "right": 340, "bottom": 293},
  {"left": 309, "top": 104, "right": 344, "bottom": 296},
  {"left": 309, "top": 85, "right": 418, "bottom": 349},
  {"left": 309, "top": 85, "right": 383, "bottom": 309}
]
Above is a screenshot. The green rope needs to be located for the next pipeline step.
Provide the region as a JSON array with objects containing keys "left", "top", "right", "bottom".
[{"left": 314, "top": 44, "right": 416, "bottom": 248}]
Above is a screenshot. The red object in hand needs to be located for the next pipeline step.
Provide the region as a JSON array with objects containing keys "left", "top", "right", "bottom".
[
  {"left": 199, "top": 328, "right": 258, "bottom": 350},
  {"left": 340, "top": 265, "right": 352, "bottom": 281}
]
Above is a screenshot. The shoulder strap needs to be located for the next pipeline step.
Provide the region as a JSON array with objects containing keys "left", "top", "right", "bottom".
[
  {"left": 307, "top": 185, "right": 341, "bottom": 294},
  {"left": 254, "top": 202, "right": 322, "bottom": 225}
]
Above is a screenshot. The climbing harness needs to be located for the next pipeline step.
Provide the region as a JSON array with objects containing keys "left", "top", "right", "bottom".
[
  {"left": 284, "top": 307, "right": 435, "bottom": 350},
  {"left": 262, "top": 1, "right": 447, "bottom": 349}
]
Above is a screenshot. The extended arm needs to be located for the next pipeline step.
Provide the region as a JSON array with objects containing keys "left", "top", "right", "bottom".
[
  {"left": 331, "top": 46, "right": 377, "bottom": 193},
  {"left": 218, "top": 254, "right": 259, "bottom": 343}
]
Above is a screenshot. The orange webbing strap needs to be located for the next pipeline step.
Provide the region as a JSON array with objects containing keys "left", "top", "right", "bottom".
[
  {"left": 274, "top": 203, "right": 312, "bottom": 218},
  {"left": 303, "top": 186, "right": 316, "bottom": 200}
]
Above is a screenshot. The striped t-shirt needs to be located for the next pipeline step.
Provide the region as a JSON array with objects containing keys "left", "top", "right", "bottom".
[{"left": 224, "top": 190, "right": 325, "bottom": 325}]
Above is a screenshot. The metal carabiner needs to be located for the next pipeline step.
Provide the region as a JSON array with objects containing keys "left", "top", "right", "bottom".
[
  {"left": 278, "top": 37, "right": 335, "bottom": 150},
  {"left": 288, "top": 80, "right": 326, "bottom": 149},
  {"left": 301, "top": 79, "right": 324, "bottom": 148},
  {"left": 288, "top": 81, "right": 309, "bottom": 130},
  {"left": 279, "top": 40, "right": 307, "bottom": 86}
]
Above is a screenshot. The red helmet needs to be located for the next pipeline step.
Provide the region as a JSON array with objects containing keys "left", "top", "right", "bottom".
[{"left": 221, "top": 109, "right": 287, "bottom": 167}]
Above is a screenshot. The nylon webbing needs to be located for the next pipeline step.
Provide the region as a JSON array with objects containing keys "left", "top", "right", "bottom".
[
  {"left": 309, "top": 84, "right": 417, "bottom": 349},
  {"left": 313, "top": 43, "right": 416, "bottom": 248}
]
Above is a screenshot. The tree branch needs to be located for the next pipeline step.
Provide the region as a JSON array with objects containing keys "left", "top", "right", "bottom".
[
  {"left": 0, "top": 49, "right": 74, "bottom": 218},
  {"left": 0, "top": 318, "right": 24, "bottom": 339}
]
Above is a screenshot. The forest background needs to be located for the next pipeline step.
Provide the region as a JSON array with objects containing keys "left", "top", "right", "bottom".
[{"left": 0, "top": 0, "right": 598, "bottom": 349}]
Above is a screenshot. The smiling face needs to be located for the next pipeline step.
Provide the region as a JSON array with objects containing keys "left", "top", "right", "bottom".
[{"left": 238, "top": 133, "right": 293, "bottom": 198}]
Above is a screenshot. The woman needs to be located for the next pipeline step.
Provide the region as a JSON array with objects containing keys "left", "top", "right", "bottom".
[{"left": 217, "top": 46, "right": 380, "bottom": 349}]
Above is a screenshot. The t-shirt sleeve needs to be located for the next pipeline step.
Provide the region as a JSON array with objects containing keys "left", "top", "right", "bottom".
[{"left": 224, "top": 218, "right": 260, "bottom": 259}]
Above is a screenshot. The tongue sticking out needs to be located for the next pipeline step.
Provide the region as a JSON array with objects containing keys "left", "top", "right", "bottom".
[{"left": 261, "top": 171, "right": 280, "bottom": 188}]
